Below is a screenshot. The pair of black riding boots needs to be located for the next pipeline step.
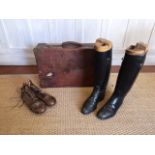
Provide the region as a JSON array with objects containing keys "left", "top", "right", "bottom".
[{"left": 81, "top": 38, "right": 148, "bottom": 120}]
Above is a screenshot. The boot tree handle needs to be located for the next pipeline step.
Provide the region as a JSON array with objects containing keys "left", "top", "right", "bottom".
[{"left": 62, "top": 41, "right": 82, "bottom": 48}]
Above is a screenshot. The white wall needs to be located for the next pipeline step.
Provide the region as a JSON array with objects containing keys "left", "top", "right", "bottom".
[{"left": 0, "top": 19, "right": 155, "bottom": 65}]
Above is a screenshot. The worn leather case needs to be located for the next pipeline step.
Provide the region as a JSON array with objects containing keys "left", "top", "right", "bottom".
[{"left": 34, "top": 42, "right": 95, "bottom": 88}]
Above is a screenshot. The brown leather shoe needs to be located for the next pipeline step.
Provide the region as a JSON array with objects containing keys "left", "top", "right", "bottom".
[
  {"left": 21, "top": 83, "right": 46, "bottom": 114},
  {"left": 28, "top": 80, "right": 56, "bottom": 107}
]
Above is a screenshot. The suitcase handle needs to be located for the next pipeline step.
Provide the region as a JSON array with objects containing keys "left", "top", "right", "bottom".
[{"left": 62, "top": 41, "right": 82, "bottom": 48}]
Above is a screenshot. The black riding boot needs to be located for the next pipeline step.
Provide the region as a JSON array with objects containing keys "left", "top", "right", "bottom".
[
  {"left": 97, "top": 42, "right": 148, "bottom": 119},
  {"left": 81, "top": 38, "right": 112, "bottom": 114}
]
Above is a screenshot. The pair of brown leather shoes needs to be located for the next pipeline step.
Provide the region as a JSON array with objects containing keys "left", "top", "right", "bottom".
[{"left": 21, "top": 80, "right": 56, "bottom": 114}]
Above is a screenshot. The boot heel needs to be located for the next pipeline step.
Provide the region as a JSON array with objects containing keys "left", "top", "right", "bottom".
[{"left": 98, "top": 94, "right": 105, "bottom": 102}]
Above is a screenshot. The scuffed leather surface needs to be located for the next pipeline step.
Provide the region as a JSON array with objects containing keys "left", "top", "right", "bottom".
[{"left": 34, "top": 43, "right": 95, "bottom": 88}]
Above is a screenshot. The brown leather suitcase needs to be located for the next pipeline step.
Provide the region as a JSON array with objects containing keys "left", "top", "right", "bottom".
[{"left": 33, "top": 41, "right": 95, "bottom": 88}]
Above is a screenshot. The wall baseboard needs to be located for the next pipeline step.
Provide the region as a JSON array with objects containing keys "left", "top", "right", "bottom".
[{"left": 0, "top": 65, "right": 155, "bottom": 74}]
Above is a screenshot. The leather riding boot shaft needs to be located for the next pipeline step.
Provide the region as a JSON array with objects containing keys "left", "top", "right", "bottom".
[
  {"left": 81, "top": 38, "right": 112, "bottom": 114},
  {"left": 97, "top": 42, "right": 148, "bottom": 119},
  {"left": 94, "top": 50, "right": 112, "bottom": 90}
]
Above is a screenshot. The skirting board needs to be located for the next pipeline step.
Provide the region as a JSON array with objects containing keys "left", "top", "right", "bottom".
[
  {"left": 0, "top": 66, "right": 155, "bottom": 74},
  {"left": 0, "top": 48, "right": 155, "bottom": 65}
]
